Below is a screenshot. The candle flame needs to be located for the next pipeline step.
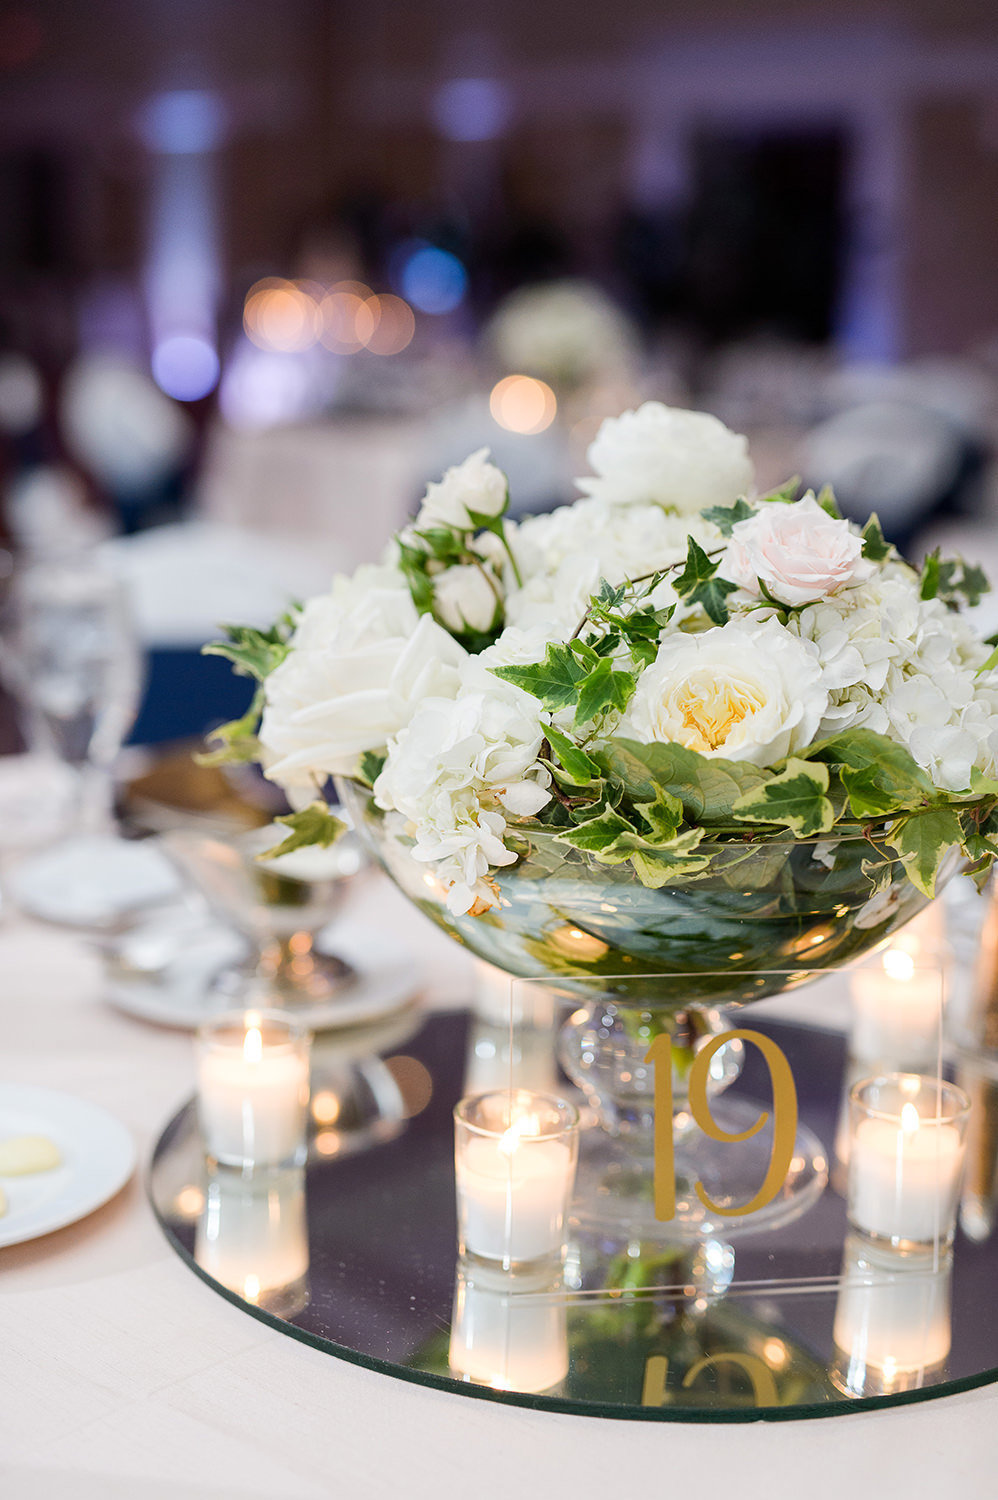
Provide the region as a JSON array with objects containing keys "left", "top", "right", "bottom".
[
  {"left": 498, "top": 1111, "right": 542, "bottom": 1155},
  {"left": 243, "top": 1274, "right": 261, "bottom": 1303},
  {"left": 883, "top": 948, "right": 916, "bottom": 983},
  {"left": 901, "top": 1102, "right": 920, "bottom": 1135},
  {"left": 244, "top": 1026, "right": 263, "bottom": 1063}
]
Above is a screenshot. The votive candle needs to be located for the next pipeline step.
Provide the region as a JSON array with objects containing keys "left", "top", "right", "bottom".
[
  {"left": 832, "top": 1234, "right": 952, "bottom": 1396},
  {"left": 454, "top": 1089, "right": 579, "bottom": 1268},
  {"left": 449, "top": 1258, "right": 568, "bottom": 1393},
  {"left": 196, "top": 1010, "right": 311, "bottom": 1170},
  {"left": 847, "top": 1074, "right": 970, "bottom": 1248}
]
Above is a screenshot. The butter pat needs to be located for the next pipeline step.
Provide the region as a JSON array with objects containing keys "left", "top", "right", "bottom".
[{"left": 0, "top": 1135, "right": 62, "bottom": 1175}]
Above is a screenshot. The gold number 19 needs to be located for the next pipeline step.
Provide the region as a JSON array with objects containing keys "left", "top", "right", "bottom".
[{"left": 645, "top": 1028, "right": 798, "bottom": 1220}]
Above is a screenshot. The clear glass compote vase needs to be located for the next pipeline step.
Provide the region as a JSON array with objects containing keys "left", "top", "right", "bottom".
[
  {"left": 340, "top": 780, "right": 947, "bottom": 1241},
  {"left": 163, "top": 826, "right": 364, "bottom": 1011}
]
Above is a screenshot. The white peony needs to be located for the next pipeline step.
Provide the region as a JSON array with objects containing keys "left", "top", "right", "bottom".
[
  {"left": 416, "top": 447, "right": 508, "bottom": 531},
  {"left": 432, "top": 563, "right": 501, "bottom": 634},
  {"left": 616, "top": 618, "right": 828, "bottom": 766},
  {"left": 577, "top": 402, "right": 754, "bottom": 515},
  {"left": 721, "top": 493, "right": 875, "bottom": 606},
  {"left": 259, "top": 569, "right": 466, "bottom": 788}
]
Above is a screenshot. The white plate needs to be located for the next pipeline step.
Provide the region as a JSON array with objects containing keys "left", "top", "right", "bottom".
[
  {"left": 0, "top": 1085, "right": 136, "bottom": 1248},
  {"left": 104, "top": 910, "right": 420, "bottom": 1032},
  {"left": 9, "top": 835, "right": 182, "bottom": 929}
]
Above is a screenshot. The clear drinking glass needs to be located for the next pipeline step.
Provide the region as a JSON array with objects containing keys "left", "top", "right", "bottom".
[{"left": 1, "top": 552, "right": 142, "bottom": 833}]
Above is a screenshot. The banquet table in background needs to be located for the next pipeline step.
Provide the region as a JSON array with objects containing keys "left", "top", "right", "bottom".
[{"left": 3, "top": 870, "right": 998, "bottom": 1500}]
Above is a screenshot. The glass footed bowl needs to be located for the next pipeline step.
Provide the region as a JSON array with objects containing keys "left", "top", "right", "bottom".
[{"left": 339, "top": 781, "right": 945, "bottom": 1013}]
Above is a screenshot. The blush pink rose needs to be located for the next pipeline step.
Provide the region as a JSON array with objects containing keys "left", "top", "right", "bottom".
[{"left": 721, "top": 493, "right": 875, "bottom": 607}]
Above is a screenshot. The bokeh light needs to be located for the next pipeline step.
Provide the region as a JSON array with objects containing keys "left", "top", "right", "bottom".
[
  {"left": 151, "top": 333, "right": 219, "bottom": 401},
  {"left": 244, "top": 278, "right": 321, "bottom": 352},
  {"left": 398, "top": 244, "right": 467, "bottom": 314},
  {"left": 219, "top": 346, "right": 314, "bottom": 429},
  {"left": 363, "top": 294, "right": 416, "bottom": 355},
  {"left": 432, "top": 77, "right": 512, "bottom": 142},
  {"left": 490, "top": 374, "right": 557, "bottom": 434},
  {"left": 0, "top": 353, "right": 43, "bottom": 433},
  {"left": 319, "top": 287, "right": 375, "bottom": 353}
]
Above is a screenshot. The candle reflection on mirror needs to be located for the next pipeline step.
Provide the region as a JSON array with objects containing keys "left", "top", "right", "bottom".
[
  {"left": 832, "top": 1233, "right": 952, "bottom": 1397},
  {"left": 449, "top": 1258, "right": 568, "bottom": 1394},
  {"left": 194, "top": 1166, "right": 310, "bottom": 1318}
]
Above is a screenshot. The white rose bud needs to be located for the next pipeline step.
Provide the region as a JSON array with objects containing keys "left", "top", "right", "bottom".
[
  {"left": 417, "top": 447, "right": 508, "bottom": 531},
  {"left": 577, "top": 402, "right": 754, "bottom": 515},
  {"left": 433, "top": 564, "right": 500, "bottom": 634},
  {"left": 721, "top": 493, "right": 876, "bottom": 607}
]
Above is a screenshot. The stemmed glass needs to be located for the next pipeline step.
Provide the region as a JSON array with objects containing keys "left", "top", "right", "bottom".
[
  {"left": 2, "top": 551, "right": 143, "bottom": 833},
  {"left": 0, "top": 550, "right": 160, "bottom": 927}
]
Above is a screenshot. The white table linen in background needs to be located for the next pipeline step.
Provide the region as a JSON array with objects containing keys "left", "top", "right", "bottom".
[{"left": 1, "top": 873, "right": 996, "bottom": 1500}]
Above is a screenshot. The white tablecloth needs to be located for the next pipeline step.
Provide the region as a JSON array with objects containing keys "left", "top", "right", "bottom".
[{"left": 2, "top": 876, "right": 996, "bottom": 1499}]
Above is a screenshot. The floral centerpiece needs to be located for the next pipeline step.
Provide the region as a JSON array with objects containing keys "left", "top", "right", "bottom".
[{"left": 205, "top": 401, "right": 998, "bottom": 1010}]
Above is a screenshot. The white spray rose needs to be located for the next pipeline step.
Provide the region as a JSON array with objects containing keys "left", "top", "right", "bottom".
[
  {"left": 416, "top": 447, "right": 508, "bottom": 531},
  {"left": 722, "top": 493, "right": 875, "bottom": 606},
  {"left": 259, "top": 574, "right": 466, "bottom": 786},
  {"left": 433, "top": 563, "right": 500, "bottom": 634},
  {"left": 616, "top": 618, "right": 828, "bottom": 767},
  {"left": 577, "top": 402, "right": 754, "bottom": 515}
]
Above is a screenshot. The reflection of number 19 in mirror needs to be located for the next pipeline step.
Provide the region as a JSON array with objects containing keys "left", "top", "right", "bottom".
[{"left": 645, "top": 1030, "right": 798, "bottom": 1220}]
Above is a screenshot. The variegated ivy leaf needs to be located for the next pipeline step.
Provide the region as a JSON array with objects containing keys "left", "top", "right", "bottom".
[
  {"left": 195, "top": 688, "right": 264, "bottom": 768},
  {"left": 492, "top": 642, "right": 590, "bottom": 711},
  {"left": 700, "top": 498, "right": 755, "bottom": 535},
  {"left": 885, "top": 807, "right": 964, "bottom": 897},
  {"left": 797, "top": 728, "right": 935, "bottom": 818},
  {"left": 595, "top": 738, "right": 768, "bottom": 823},
  {"left": 595, "top": 827, "right": 710, "bottom": 886},
  {"left": 860, "top": 514, "right": 891, "bottom": 563},
  {"left": 203, "top": 621, "right": 294, "bottom": 681},
  {"left": 731, "top": 759, "right": 836, "bottom": 837},
  {"left": 544, "top": 725, "right": 598, "bottom": 787},
  {"left": 261, "top": 803, "right": 347, "bottom": 860}
]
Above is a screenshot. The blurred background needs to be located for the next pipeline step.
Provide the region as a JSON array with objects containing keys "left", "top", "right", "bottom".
[{"left": 1, "top": 0, "right": 998, "bottom": 753}]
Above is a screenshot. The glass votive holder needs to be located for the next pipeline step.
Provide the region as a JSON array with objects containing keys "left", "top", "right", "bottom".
[
  {"left": 831, "top": 1232, "right": 952, "bottom": 1398},
  {"left": 846, "top": 1074, "right": 971, "bottom": 1252},
  {"left": 454, "top": 1089, "right": 579, "bottom": 1270},
  {"left": 196, "top": 1009, "right": 311, "bottom": 1171}
]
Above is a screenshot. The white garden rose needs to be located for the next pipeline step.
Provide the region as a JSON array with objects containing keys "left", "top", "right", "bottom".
[
  {"left": 259, "top": 573, "right": 466, "bottom": 788},
  {"left": 432, "top": 563, "right": 500, "bottom": 634},
  {"left": 577, "top": 402, "right": 754, "bottom": 515},
  {"left": 616, "top": 618, "right": 828, "bottom": 766},
  {"left": 416, "top": 447, "right": 508, "bottom": 531},
  {"left": 721, "top": 493, "right": 875, "bottom": 606}
]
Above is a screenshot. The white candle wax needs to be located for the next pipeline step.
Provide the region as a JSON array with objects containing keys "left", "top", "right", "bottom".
[
  {"left": 195, "top": 1169, "right": 309, "bottom": 1305},
  {"left": 449, "top": 1266, "right": 567, "bottom": 1393},
  {"left": 849, "top": 1107, "right": 964, "bottom": 1245},
  {"left": 457, "top": 1133, "right": 575, "bottom": 1265},
  {"left": 850, "top": 951, "right": 942, "bottom": 1068},
  {"left": 197, "top": 1020, "right": 309, "bottom": 1168}
]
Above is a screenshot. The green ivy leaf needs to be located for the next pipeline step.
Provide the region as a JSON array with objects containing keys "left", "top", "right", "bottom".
[
  {"left": 195, "top": 688, "right": 263, "bottom": 768},
  {"left": 861, "top": 514, "right": 891, "bottom": 562},
  {"left": 260, "top": 803, "right": 347, "bottom": 860},
  {"left": 396, "top": 539, "right": 435, "bottom": 615},
  {"left": 599, "top": 827, "right": 710, "bottom": 886},
  {"left": 357, "top": 750, "right": 386, "bottom": 788},
  {"left": 701, "top": 498, "right": 755, "bottom": 536},
  {"left": 815, "top": 484, "right": 842, "bottom": 519},
  {"left": 798, "top": 729, "right": 935, "bottom": 816},
  {"left": 595, "top": 738, "right": 768, "bottom": 822},
  {"left": 673, "top": 537, "right": 737, "bottom": 625},
  {"left": 731, "top": 759, "right": 836, "bottom": 836},
  {"left": 574, "top": 658, "right": 636, "bottom": 726},
  {"left": 757, "top": 476, "right": 800, "bottom": 504},
  {"left": 885, "top": 807, "right": 964, "bottom": 897},
  {"left": 545, "top": 725, "right": 598, "bottom": 786},
  {"left": 492, "top": 643, "right": 589, "bottom": 711},
  {"left": 634, "top": 784, "right": 684, "bottom": 841},
  {"left": 203, "top": 623, "right": 293, "bottom": 682},
  {"left": 555, "top": 804, "right": 634, "bottom": 853}
]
